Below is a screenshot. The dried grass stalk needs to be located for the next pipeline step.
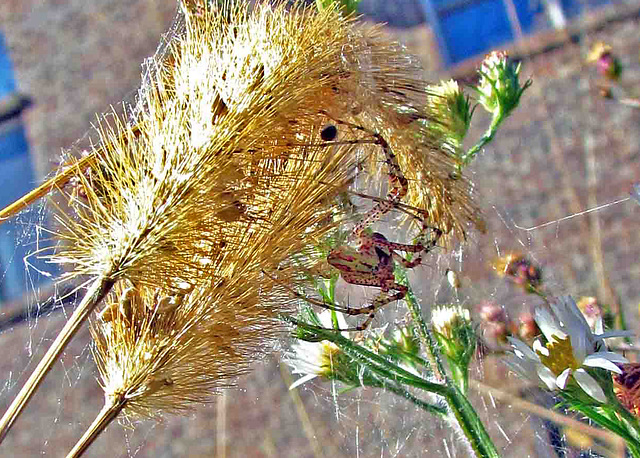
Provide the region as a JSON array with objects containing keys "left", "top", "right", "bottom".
[{"left": 3, "top": 0, "right": 482, "bottom": 447}]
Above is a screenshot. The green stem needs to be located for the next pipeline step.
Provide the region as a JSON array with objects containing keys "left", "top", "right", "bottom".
[
  {"left": 370, "top": 380, "right": 446, "bottom": 417},
  {"left": 606, "top": 401, "right": 640, "bottom": 456},
  {"left": 299, "top": 319, "right": 449, "bottom": 413},
  {"left": 459, "top": 111, "right": 504, "bottom": 170},
  {"left": 398, "top": 272, "right": 446, "bottom": 381},
  {"left": 451, "top": 364, "right": 469, "bottom": 394},
  {"left": 397, "top": 273, "right": 499, "bottom": 458},
  {"left": 572, "top": 402, "right": 640, "bottom": 457},
  {"left": 287, "top": 296, "right": 500, "bottom": 457},
  {"left": 379, "top": 344, "right": 433, "bottom": 371},
  {"left": 307, "top": 322, "right": 448, "bottom": 395},
  {"left": 628, "top": 441, "right": 640, "bottom": 458},
  {"left": 445, "top": 386, "right": 500, "bottom": 458}
]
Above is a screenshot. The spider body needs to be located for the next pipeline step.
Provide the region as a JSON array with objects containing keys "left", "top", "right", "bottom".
[
  {"left": 320, "top": 119, "right": 442, "bottom": 330},
  {"left": 328, "top": 232, "right": 394, "bottom": 289},
  {"left": 327, "top": 229, "right": 434, "bottom": 330}
]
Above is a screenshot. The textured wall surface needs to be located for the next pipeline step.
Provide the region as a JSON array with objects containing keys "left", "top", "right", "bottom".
[{"left": 0, "top": 1, "right": 639, "bottom": 457}]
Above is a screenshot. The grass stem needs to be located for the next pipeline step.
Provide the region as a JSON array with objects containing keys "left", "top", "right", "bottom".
[
  {"left": 0, "top": 153, "right": 96, "bottom": 222},
  {"left": 0, "top": 275, "right": 114, "bottom": 444},
  {"left": 66, "top": 393, "right": 126, "bottom": 458}
]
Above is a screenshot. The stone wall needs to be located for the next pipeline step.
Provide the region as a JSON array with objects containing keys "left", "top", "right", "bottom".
[{"left": 0, "top": 1, "right": 639, "bottom": 456}]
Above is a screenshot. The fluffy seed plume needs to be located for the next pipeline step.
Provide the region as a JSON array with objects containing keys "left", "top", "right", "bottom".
[
  {"left": 50, "top": 0, "right": 482, "bottom": 303},
  {"left": 93, "top": 274, "right": 291, "bottom": 420},
  {"left": 52, "top": 1, "right": 365, "bottom": 289},
  {"left": 2, "top": 0, "right": 483, "bottom": 446},
  {"left": 68, "top": 271, "right": 294, "bottom": 456}
]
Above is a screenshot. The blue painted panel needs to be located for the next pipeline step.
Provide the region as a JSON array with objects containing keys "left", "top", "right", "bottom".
[
  {"left": 0, "top": 121, "right": 29, "bottom": 162},
  {"left": 0, "top": 33, "right": 15, "bottom": 98},
  {"left": 514, "top": 0, "right": 540, "bottom": 32},
  {"left": 0, "top": 31, "right": 48, "bottom": 302},
  {"left": 439, "top": 0, "right": 518, "bottom": 63},
  {"left": 428, "top": 0, "right": 605, "bottom": 65},
  {"left": 0, "top": 125, "right": 44, "bottom": 301}
]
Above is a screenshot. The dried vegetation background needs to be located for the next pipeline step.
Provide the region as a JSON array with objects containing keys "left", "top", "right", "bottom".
[{"left": 0, "top": 0, "right": 639, "bottom": 456}]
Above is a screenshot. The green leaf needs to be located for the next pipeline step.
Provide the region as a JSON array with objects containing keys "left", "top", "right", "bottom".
[{"left": 315, "top": 0, "right": 361, "bottom": 15}]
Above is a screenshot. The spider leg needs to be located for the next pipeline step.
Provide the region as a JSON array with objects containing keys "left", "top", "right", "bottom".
[
  {"left": 393, "top": 252, "right": 423, "bottom": 269},
  {"left": 416, "top": 225, "right": 443, "bottom": 253},
  {"left": 368, "top": 215, "right": 443, "bottom": 257},
  {"left": 261, "top": 270, "right": 382, "bottom": 331},
  {"left": 318, "top": 112, "right": 408, "bottom": 240},
  {"left": 346, "top": 189, "right": 427, "bottom": 222},
  {"left": 337, "top": 272, "right": 408, "bottom": 331},
  {"left": 353, "top": 280, "right": 409, "bottom": 331},
  {"left": 372, "top": 237, "right": 424, "bottom": 254}
]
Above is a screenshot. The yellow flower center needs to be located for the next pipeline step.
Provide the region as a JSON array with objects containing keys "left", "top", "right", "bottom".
[
  {"left": 319, "top": 342, "right": 341, "bottom": 376},
  {"left": 536, "top": 335, "right": 580, "bottom": 376}
]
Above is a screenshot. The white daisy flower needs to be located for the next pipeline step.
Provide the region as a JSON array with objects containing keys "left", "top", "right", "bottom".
[
  {"left": 506, "top": 296, "right": 631, "bottom": 402},
  {"left": 286, "top": 311, "right": 349, "bottom": 390}
]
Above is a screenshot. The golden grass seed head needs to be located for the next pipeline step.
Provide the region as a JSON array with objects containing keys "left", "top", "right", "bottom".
[
  {"left": 53, "top": 0, "right": 481, "bottom": 300},
  {"left": 92, "top": 263, "right": 299, "bottom": 419},
  {"left": 51, "top": 1, "right": 365, "bottom": 289}
]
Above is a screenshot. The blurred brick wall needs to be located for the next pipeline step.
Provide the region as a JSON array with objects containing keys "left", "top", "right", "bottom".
[
  {"left": 0, "top": 1, "right": 639, "bottom": 457},
  {"left": 0, "top": 0, "right": 177, "bottom": 178}
]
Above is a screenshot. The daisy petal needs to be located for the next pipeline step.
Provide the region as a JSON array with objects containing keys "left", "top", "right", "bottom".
[
  {"left": 532, "top": 339, "right": 549, "bottom": 357},
  {"left": 561, "top": 296, "right": 591, "bottom": 331},
  {"left": 556, "top": 368, "right": 572, "bottom": 389},
  {"left": 508, "top": 337, "right": 539, "bottom": 360},
  {"left": 583, "top": 353, "right": 627, "bottom": 373},
  {"left": 574, "top": 368, "right": 606, "bottom": 403},
  {"left": 570, "top": 332, "right": 589, "bottom": 362},
  {"left": 589, "top": 351, "right": 628, "bottom": 363},
  {"left": 599, "top": 330, "right": 634, "bottom": 340},
  {"left": 537, "top": 365, "right": 558, "bottom": 390},
  {"left": 289, "top": 373, "right": 317, "bottom": 390},
  {"left": 535, "top": 307, "right": 565, "bottom": 341},
  {"left": 503, "top": 355, "right": 532, "bottom": 376}
]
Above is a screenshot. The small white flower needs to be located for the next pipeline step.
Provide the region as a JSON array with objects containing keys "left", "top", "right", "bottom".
[
  {"left": 286, "top": 311, "right": 349, "bottom": 390},
  {"left": 506, "top": 296, "right": 631, "bottom": 402},
  {"left": 432, "top": 305, "right": 476, "bottom": 370},
  {"left": 432, "top": 305, "right": 471, "bottom": 340}
]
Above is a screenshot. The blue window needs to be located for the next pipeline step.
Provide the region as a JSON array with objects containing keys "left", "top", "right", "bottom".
[
  {"left": 417, "top": 0, "right": 604, "bottom": 66},
  {"left": 0, "top": 32, "right": 41, "bottom": 302}
]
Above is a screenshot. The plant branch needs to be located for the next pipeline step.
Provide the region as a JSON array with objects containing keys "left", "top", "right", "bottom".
[
  {"left": 0, "top": 153, "right": 96, "bottom": 223},
  {"left": 66, "top": 393, "right": 126, "bottom": 458},
  {"left": 0, "top": 276, "right": 115, "bottom": 444}
]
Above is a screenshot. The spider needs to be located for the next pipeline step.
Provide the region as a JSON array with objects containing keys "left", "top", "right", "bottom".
[{"left": 303, "top": 118, "right": 443, "bottom": 330}]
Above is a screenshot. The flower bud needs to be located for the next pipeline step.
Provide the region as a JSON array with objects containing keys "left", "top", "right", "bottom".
[
  {"left": 432, "top": 305, "right": 476, "bottom": 366},
  {"left": 517, "top": 311, "right": 539, "bottom": 341},
  {"left": 475, "top": 51, "right": 532, "bottom": 119},
  {"left": 477, "top": 300, "right": 506, "bottom": 323},
  {"left": 493, "top": 252, "right": 543, "bottom": 294},
  {"left": 587, "top": 42, "right": 622, "bottom": 80},
  {"left": 426, "top": 80, "right": 472, "bottom": 147}
]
